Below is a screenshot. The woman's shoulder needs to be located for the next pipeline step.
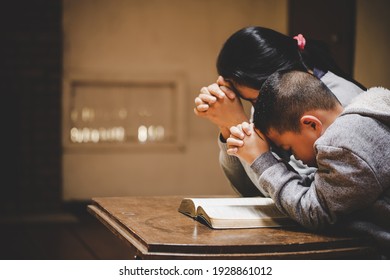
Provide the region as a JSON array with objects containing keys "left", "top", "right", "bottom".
[{"left": 321, "top": 71, "right": 364, "bottom": 106}]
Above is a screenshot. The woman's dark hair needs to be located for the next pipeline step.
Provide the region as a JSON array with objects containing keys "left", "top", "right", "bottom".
[{"left": 217, "top": 26, "right": 364, "bottom": 90}]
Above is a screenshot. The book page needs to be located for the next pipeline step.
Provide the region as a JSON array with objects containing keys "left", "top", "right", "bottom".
[
  {"left": 183, "top": 197, "right": 274, "bottom": 211},
  {"left": 199, "top": 204, "right": 285, "bottom": 220},
  {"left": 178, "top": 199, "right": 197, "bottom": 217},
  {"left": 197, "top": 204, "right": 291, "bottom": 229}
]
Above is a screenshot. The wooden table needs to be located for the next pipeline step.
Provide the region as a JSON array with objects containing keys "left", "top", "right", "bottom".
[{"left": 88, "top": 196, "right": 379, "bottom": 259}]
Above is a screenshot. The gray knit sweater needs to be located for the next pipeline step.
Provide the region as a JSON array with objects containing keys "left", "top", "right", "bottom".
[{"left": 251, "top": 87, "right": 390, "bottom": 250}]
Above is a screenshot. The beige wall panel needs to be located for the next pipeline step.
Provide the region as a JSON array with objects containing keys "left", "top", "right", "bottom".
[{"left": 63, "top": 0, "right": 288, "bottom": 200}]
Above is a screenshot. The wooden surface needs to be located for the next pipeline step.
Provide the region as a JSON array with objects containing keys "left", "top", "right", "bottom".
[{"left": 88, "top": 196, "right": 379, "bottom": 259}]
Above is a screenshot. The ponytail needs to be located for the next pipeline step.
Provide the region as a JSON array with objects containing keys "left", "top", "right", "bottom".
[{"left": 295, "top": 35, "right": 366, "bottom": 90}]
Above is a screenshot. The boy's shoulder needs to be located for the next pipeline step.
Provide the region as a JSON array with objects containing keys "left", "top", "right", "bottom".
[
  {"left": 316, "top": 111, "right": 390, "bottom": 161},
  {"left": 317, "top": 113, "right": 372, "bottom": 146},
  {"left": 341, "top": 87, "right": 390, "bottom": 123}
]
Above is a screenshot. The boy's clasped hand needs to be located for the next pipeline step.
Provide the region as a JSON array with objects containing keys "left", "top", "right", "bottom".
[{"left": 227, "top": 122, "right": 269, "bottom": 165}]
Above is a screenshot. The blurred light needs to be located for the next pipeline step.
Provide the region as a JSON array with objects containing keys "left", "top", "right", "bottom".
[
  {"left": 118, "top": 108, "right": 127, "bottom": 120},
  {"left": 70, "top": 110, "right": 78, "bottom": 122},
  {"left": 91, "top": 129, "right": 100, "bottom": 143},
  {"left": 138, "top": 125, "right": 148, "bottom": 142},
  {"left": 148, "top": 125, "right": 156, "bottom": 141},
  {"left": 70, "top": 126, "right": 126, "bottom": 143},
  {"left": 81, "top": 107, "right": 95, "bottom": 122},
  {"left": 114, "top": 127, "right": 125, "bottom": 141},
  {"left": 146, "top": 125, "right": 165, "bottom": 141},
  {"left": 156, "top": 125, "right": 165, "bottom": 140},
  {"left": 82, "top": 127, "right": 90, "bottom": 142}
]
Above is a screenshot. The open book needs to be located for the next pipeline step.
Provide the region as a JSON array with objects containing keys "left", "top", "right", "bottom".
[{"left": 178, "top": 197, "right": 294, "bottom": 229}]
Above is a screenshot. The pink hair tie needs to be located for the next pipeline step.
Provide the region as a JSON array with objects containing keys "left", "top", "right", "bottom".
[{"left": 293, "top": 34, "right": 306, "bottom": 51}]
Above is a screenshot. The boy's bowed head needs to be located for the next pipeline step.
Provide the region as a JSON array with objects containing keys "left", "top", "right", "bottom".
[{"left": 228, "top": 71, "right": 344, "bottom": 167}]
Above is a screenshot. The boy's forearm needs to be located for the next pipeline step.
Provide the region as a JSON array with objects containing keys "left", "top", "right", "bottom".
[
  {"left": 218, "top": 136, "right": 268, "bottom": 197},
  {"left": 250, "top": 152, "right": 333, "bottom": 230}
]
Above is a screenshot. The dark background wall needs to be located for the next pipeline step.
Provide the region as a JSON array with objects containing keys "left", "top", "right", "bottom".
[
  {"left": 289, "top": 0, "right": 356, "bottom": 76},
  {"left": 1, "top": 0, "right": 62, "bottom": 215}
]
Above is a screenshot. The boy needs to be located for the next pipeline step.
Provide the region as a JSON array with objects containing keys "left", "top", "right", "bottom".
[{"left": 227, "top": 71, "right": 390, "bottom": 253}]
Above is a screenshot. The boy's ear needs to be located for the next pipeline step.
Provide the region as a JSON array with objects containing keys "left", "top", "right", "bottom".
[{"left": 300, "top": 115, "right": 323, "bottom": 135}]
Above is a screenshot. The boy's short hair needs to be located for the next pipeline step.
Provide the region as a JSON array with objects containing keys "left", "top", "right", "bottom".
[{"left": 254, "top": 70, "right": 341, "bottom": 134}]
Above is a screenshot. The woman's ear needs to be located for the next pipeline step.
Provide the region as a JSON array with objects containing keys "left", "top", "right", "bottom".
[{"left": 300, "top": 115, "right": 323, "bottom": 136}]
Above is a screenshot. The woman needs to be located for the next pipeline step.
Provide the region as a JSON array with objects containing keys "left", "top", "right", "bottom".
[{"left": 194, "top": 26, "right": 365, "bottom": 197}]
